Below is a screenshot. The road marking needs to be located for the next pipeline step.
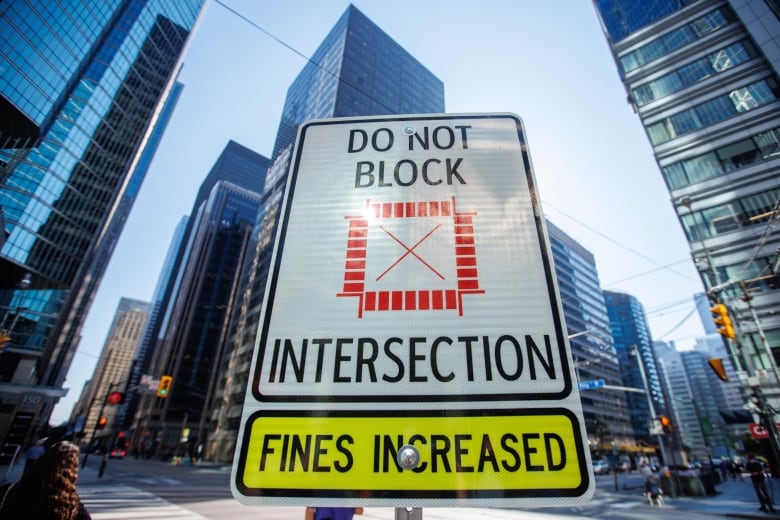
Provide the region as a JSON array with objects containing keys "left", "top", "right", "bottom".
[{"left": 79, "top": 485, "right": 207, "bottom": 519}]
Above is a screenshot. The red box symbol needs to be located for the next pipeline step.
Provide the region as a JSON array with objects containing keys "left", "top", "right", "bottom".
[{"left": 338, "top": 197, "right": 485, "bottom": 318}]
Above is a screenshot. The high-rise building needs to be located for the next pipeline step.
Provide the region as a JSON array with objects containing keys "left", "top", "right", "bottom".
[
  {"left": 138, "top": 141, "right": 271, "bottom": 390},
  {"left": 132, "top": 142, "right": 268, "bottom": 456},
  {"left": 122, "top": 216, "right": 189, "bottom": 432},
  {"left": 546, "top": 222, "right": 634, "bottom": 458},
  {"left": 0, "top": 0, "right": 205, "bottom": 456},
  {"left": 603, "top": 290, "right": 666, "bottom": 441},
  {"left": 592, "top": 1, "right": 780, "bottom": 401},
  {"left": 655, "top": 341, "right": 708, "bottom": 462},
  {"left": 207, "top": 4, "right": 445, "bottom": 461},
  {"left": 680, "top": 349, "right": 731, "bottom": 457},
  {"left": 71, "top": 298, "right": 149, "bottom": 449},
  {"left": 271, "top": 4, "right": 445, "bottom": 160}
]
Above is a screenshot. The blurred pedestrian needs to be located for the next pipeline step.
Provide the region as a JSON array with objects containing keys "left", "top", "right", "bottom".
[
  {"left": 746, "top": 453, "right": 776, "bottom": 514},
  {"left": 306, "top": 506, "right": 363, "bottom": 520},
  {"left": 0, "top": 440, "right": 91, "bottom": 519},
  {"left": 23, "top": 438, "right": 45, "bottom": 475}
]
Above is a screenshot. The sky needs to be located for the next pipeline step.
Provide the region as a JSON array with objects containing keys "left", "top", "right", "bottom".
[{"left": 50, "top": 0, "right": 707, "bottom": 424}]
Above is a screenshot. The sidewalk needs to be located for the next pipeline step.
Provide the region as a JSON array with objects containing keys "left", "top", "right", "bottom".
[{"left": 604, "top": 475, "right": 780, "bottom": 519}]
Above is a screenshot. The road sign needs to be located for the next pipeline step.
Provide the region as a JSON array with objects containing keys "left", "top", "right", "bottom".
[
  {"left": 577, "top": 379, "right": 605, "bottom": 391},
  {"left": 232, "top": 114, "right": 593, "bottom": 507},
  {"left": 750, "top": 423, "right": 769, "bottom": 439}
]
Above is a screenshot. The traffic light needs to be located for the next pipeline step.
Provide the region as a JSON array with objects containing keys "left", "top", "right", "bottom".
[
  {"left": 0, "top": 330, "right": 11, "bottom": 351},
  {"left": 710, "top": 303, "right": 736, "bottom": 339},
  {"left": 106, "top": 391, "right": 124, "bottom": 405},
  {"left": 708, "top": 357, "right": 729, "bottom": 381},
  {"left": 157, "top": 375, "right": 172, "bottom": 398},
  {"left": 96, "top": 416, "right": 108, "bottom": 430},
  {"left": 659, "top": 415, "right": 673, "bottom": 433}
]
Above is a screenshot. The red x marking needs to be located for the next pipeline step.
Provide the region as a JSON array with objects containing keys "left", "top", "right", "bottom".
[{"left": 375, "top": 224, "right": 444, "bottom": 281}]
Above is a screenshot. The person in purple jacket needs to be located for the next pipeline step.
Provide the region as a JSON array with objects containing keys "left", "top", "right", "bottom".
[{"left": 306, "top": 506, "right": 363, "bottom": 520}]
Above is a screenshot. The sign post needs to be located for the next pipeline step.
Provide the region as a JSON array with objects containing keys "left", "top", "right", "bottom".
[{"left": 232, "top": 113, "right": 594, "bottom": 508}]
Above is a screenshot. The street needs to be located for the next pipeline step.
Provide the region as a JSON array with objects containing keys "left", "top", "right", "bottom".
[{"left": 74, "top": 457, "right": 771, "bottom": 519}]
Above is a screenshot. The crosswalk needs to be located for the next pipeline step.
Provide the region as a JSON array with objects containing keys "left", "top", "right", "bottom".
[{"left": 79, "top": 485, "right": 208, "bottom": 519}]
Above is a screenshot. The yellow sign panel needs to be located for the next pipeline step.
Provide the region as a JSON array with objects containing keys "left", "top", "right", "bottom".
[{"left": 235, "top": 410, "right": 588, "bottom": 499}]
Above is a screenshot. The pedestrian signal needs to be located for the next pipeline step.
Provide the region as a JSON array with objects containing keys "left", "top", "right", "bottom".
[
  {"left": 659, "top": 415, "right": 672, "bottom": 433},
  {"left": 710, "top": 303, "right": 736, "bottom": 339},
  {"left": 157, "top": 375, "right": 172, "bottom": 398},
  {"left": 96, "top": 416, "right": 108, "bottom": 430}
]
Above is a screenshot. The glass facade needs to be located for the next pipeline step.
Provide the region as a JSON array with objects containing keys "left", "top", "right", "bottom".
[
  {"left": 272, "top": 5, "right": 444, "bottom": 159},
  {"left": 596, "top": 0, "right": 697, "bottom": 43},
  {"left": 130, "top": 142, "right": 268, "bottom": 456},
  {"left": 603, "top": 291, "right": 666, "bottom": 440},
  {"left": 0, "top": 0, "right": 205, "bottom": 452},
  {"left": 593, "top": 0, "right": 780, "bottom": 407}
]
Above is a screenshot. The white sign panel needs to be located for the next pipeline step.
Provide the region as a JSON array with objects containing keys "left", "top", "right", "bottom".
[{"left": 233, "top": 114, "right": 593, "bottom": 507}]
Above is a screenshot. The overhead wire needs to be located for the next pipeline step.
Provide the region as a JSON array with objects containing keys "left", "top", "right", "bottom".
[
  {"left": 654, "top": 307, "right": 697, "bottom": 340},
  {"left": 212, "top": 0, "right": 397, "bottom": 114},
  {"left": 214, "top": 0, "right": 707, "bottom": 336},
  {"left": 544, "top": 200, "right": 697, "bottom": 282}
]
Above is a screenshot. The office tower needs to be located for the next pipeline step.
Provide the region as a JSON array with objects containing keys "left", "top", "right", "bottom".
[
  {"left": 592, "top": 1, "right": 780, "bottom": 399},
  {"left": 207, "top": 5, "right": 445, "bottom": 461},
  {"left": 121, "top": 216, "right": 189, "bottom": 432},
  {"left": 138, "top": 141, "right": 271, "bottom": 388},
  {"left": 603, "top": 290, "right": 666, "bottom": 441},
  {"left": 680, "top": 349, "right": 731, "bottom": 457},
  {"left": 655, "top": 341, "right": 708, "bottom": 463},
  {"left": 132, "top": 142, "right": 268, "bottom": 456},
  {"left": 0, "top": 1, "right": 205, "bottom": 454},
  {"left": 271, "top": 4, "right": 445, "bottom": 159},
  {"left": 546, "top": 221, "right": 634, "bottom": 459},
  {"left": 72, "top": 298, "right": 149, "bottom": 448}
]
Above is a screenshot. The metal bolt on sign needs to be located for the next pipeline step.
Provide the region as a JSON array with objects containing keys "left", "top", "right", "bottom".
[{"left": 395, "top": 446, "right": 422, "bottom": 519}]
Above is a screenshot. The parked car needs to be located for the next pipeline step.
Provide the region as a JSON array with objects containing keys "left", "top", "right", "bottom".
[
  {"left": 109, "top": 448, "right": 126, "bottom": 459},
  {"left": 593, "top": 459, "right": 611, "bottom": 475}
]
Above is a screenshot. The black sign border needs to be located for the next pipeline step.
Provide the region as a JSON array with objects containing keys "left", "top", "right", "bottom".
[{"left": 253, "top": 114, "right": 572, "bottom": 403}]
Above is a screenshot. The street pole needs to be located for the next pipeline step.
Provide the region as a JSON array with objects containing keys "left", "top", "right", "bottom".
[
  {"left": 631, "top": 347, "right": 679, "bottom": 497},
  {"left": 82, "top": 382, "right": 119, "bottom": 469},
  {"left": 632, "top": 348, "right": 669, "bottom": 465}
]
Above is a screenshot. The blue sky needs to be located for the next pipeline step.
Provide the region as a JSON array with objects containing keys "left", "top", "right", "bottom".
[{"left": 51, "top": 1, "right": 705, "bottom": 423}]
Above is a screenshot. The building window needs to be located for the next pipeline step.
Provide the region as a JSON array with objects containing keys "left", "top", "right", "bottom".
[
  {"left": 647, "top": 79, "right": 780, "bottom": 145},
  {"left": 619, "top": 7, "right": 733, "bottom": 73},
  {"left": 632, "top": 41, "right": 756, "bottom": 107},
  {"left": 662, "top": 126, "right": 780, "bottom": 189},
  {"left": 681, "top": 187, "right": 780, "bottom": 240}
]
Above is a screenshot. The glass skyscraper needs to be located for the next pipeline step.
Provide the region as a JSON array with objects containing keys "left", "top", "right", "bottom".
[
  {"left": 131, "top": 142, "right": 268, "bottom": 456},
  {"left": 603, "top": 290, "right": 667, "bottom": 441},
  {"left": 592, "top": 1, "right": 780, "bottom": 404},
  {"left": 207, "top": 4, "right": 445, "bottom": 462},
  {"left": 271, "top": 4, "right": 445, "bottom": 159},
  {"left": 546, "top": 221, "right": 635, "bottom": 460},
  {"left": 0, "top": 0, "right": 205, "bottom": 454}
]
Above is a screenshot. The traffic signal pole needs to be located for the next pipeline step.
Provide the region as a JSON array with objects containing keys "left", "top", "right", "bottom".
[
  {"left": 81, "top": 382, "right": 121, "bottom": 469},
  {"left": 709, "top": 299, "right": 780, "bottom": 476}
]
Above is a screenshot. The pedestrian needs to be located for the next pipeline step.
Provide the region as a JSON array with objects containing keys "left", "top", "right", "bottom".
[
  {"left": 23, "top": 438, "right": 45, "bottom": 474},
  {"left": 305, "top": 506, "right": 363, "bottom": 520},
  {"left": 0, "top": 440, "right": 91, "bottom": 519},
  {"left": 746, "top": 452, "right": 776, "bottom": 514}
]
